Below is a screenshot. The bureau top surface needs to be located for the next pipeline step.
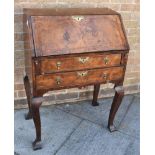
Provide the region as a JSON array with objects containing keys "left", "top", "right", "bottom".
[
  {"left": 24, "top": 8, "right": 119, "bottom": 16},
  {"left": 25, "top": 8, "right": 129, "bottom": 57}
]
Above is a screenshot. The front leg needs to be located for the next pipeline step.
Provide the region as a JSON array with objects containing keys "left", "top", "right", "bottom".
[
  {"left": 108, "top": 86, "right": 124, "bottom": 132},
  {"left": 31, "top": 97, "right": 44, "bottom": 150},
  {"left": 92, "top": 84, "right": 100, "bottom": 106}
]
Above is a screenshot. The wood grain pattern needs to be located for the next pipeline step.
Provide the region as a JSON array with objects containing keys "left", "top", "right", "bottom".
[
  {"left": 35, "top": 67, "right": 123, "bottom": 90},
  {"left": 35, "top": 53, "right": 121, "bottom": 74},
  {"left": 31, "top": 15, "right": 128, "bottom": 56}
]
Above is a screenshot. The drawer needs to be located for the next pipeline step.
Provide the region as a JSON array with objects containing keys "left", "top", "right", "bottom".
[
  {"left": 36, "top": 67, "right": 124, "bottom": 90},
  {"left": 36, "top": 53, "right": 121, "bottom": 74}
]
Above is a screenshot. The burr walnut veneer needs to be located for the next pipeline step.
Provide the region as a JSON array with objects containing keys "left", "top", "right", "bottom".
[{"left": 23, "top": 8, "right": 129, "bottom": 150}]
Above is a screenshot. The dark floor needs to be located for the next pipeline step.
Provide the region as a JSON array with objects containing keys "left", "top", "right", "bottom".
[{"left": 14, "top": 93, "right": 140, "bottom": 155}]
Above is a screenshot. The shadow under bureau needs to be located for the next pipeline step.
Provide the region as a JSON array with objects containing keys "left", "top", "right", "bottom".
[{"left": 23, "top": 8, "right": 129, "bottom": 150}]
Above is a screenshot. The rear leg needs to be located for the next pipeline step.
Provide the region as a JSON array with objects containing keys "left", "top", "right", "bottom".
[
  {"left": 92, "top": 84, "right": 100, "bottom": 106},
  {"left": 24, "top": 75, "right": 32, "bottom": 120}
]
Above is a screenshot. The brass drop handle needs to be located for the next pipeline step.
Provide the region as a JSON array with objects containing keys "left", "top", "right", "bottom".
[
  {"left": 56, "top": 61, "right": 61, "bottom": 70},
  {"left": 72, "top": 16, "right": 84, "bottom": 21},
  {"left": 103, "top": 57, "right": 109, "bottom": 65},
  {"left": 78, "top": 57, "right": 89, "bottom": 64},
  {"left": 56, "top": 77, "right": 61, "bottom": 85},
  {"left": 77, "top": 71, "right": 88, "bottom": 77}
]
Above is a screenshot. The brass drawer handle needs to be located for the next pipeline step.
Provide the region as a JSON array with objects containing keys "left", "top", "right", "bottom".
[
  {"left": 56, "top": 61, "right": 61, "bottom": 70},
  {"left": 77, "top": 71, "right": 88, "bottom": 77},
  {"left": 72, "top": 16, "right": 84, "bottom": 21},
  {"left": 103, "top": 57, "right": 109, "bottom": 65},
  {"left": 78, "top": 57, "right": 89, "bottom": 64},
  {"left": 56, "top": 77, "right": 61, "bottom": 85}
]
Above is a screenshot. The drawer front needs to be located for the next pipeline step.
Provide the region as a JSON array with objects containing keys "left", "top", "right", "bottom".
[
  {"left": 38, "top": 53, "right": 121, "bottom": 74},
  {"left": 31, "top": 15, "right": 128, "bottom": 56},
  {"left": 36, "top": 67, "right": 123, "bottom": 90}
]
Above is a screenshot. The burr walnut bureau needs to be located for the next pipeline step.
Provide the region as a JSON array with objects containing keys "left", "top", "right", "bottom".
[{"left": 23, "top": 8, "right": 129, "bottom": 150}]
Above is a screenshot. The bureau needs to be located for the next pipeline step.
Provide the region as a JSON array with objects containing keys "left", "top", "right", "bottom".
[{"left": 23, "top": 8, "right": 129, "bottom": 150}]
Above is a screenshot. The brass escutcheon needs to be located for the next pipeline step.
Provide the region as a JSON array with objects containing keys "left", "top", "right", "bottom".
[
  {"left": 56, "top": 77, "right": 61, "bottom": 85},
  {"left": 103, "top": 73, "right": 108, "bottom": 80},
  {"left": 103, "top": 57, "right": 109, "bottom": 65},
  {"left": 56, "top": 61, "right": 61, "bottom": 70},
  {"left": 78, "top": 57, "right": 89, "bottom": 64},
  {"left": 77, "top": 71, "right": 88, "bottom": 77},
  {"left": 72, "top": 16, "right": 84, "bottom": 21}
]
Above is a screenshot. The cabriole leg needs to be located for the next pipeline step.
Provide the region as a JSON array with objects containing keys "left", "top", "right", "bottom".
[
  {"left": 108, "top": 86, "right": 124, "bottom": 132},
  {"left": 23, "top": 75, "right": 32, "bottom": 120},
  {"left": 31, "top": 97, "right": 43, "bottom": 150},
  {"left": 92, "top": 84, "right": 100, "bottom": 106}
]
